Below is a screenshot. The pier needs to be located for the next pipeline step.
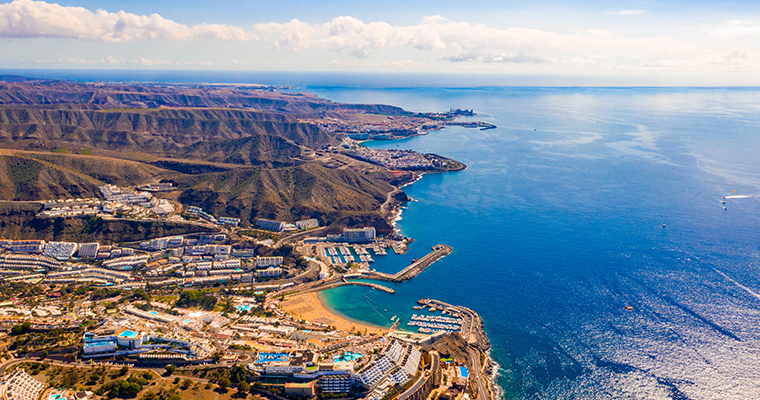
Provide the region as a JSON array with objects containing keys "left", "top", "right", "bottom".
[
  {"left": 363, "top": 244, "right": 452, "bottom": 283},
  {"left": 279, "top": 279, "right": 395, "bottom": 297}
]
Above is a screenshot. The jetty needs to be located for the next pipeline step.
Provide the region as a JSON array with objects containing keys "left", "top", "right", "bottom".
[
  {"left": 363, "top": 244, "right": 452, "bottom": 283},
  {"left": 277, "top": 278, "right": 395, "bottom": 297}
]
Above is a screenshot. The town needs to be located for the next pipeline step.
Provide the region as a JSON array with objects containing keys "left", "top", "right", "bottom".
[
  {"left": 301, "top": 109, "right": 495, "bottom": 141},
  {"left": 0, "top": 185, "right": 495, "bottom": 400}
]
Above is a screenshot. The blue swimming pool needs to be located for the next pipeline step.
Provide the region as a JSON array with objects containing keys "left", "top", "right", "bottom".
[
  {"left": 148, "top": 311, "right": 158, "bottom": 315},
  {"left": 333, "top": 351, "right": 363, "bottom": 362},
  {"left": 118, "top": 330, "right": 139, "bottom": 339},
  {"left": 256, "top": 352, "right": 290, "bottom": 363},
  {"left": 459, "top": 366, "right": 469, "bottom": 378}
]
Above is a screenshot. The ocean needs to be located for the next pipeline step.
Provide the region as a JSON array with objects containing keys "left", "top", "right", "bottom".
[
  {"left": 6, "top": 69, "right": 760, "bottom": 399},
  {"left": 310, "top": 86, "right": 760, "bottom": 400}
]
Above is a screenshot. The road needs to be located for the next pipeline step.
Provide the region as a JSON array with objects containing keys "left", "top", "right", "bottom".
[
  {"left": 468, "top": 347, "right": 491, "bottom": 400},
  {"left": 274, "top": 227, "right": 327, "bottom": 248}
]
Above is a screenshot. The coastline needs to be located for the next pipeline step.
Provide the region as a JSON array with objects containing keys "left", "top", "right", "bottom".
[
  {"left": 280, "top": 291, "right": 389, "bottom": 336},
  {"left": 363, "top": 131, "right": 501, "bottom": 398}
]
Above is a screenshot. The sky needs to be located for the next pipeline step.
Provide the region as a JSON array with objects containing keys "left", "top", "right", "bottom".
[{"left": 2, "top": 0, "right": 760, "bottom": 84}]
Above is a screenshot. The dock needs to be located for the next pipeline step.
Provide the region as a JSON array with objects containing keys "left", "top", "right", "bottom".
[
  {"left": 278, "top": 279, "right": 395, "bottom": 297},
  {"left": 362, "top": 244, "right": 452, "bottom": 283}
]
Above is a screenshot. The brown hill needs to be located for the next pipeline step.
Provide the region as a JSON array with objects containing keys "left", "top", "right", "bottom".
[
  {"left": 0, "top": 81, "right": 408, "bottom": 114},
  {"left": 175, "top": 163, "right": 397, "bottom": 233},
  {"left": 0, "top": 107, "right": 334, "bottom": 166},
  {"left": 0, "top": 150, "right": 174, "bottom": 200},
  {"left": 0, "top": 81, "right": 417, "bottom": 241}
]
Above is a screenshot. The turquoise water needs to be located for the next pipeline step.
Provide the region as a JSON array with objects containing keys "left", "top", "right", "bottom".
[
  {"left": 257, "top": 353, "right": 290, "bottom": 363},
  {"left": 118, "top": 330, "right": 138, "bottom": 338},
  {"left": 148, "top": 311, "right": 158, "bottom": 315},
  {"left": 237, "top": 304, "right": 253, "bottom": 311},
  {"left": 315, "top": 86, "right": 760, "bottom": 399},
  {"left": 459, "top": 366, "right": 469, "bottom": 378},
  {"left": 333, "top": 351, "right": 363, "bottom": 362}
]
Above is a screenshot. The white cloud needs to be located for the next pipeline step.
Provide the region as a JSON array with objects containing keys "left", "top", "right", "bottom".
[
  {"left": 445, "top": 51, "right": 549, "bottom": 64},
  {"left": 254, "top": 15, "right": 704, "bottom": 64},
  {"left": 134, "top": 57, "right": 172, "bottom": 66},
  {"left": 607, "top": 10, "right": 649, "bottom": 15},
  {"left": 25, "top": 56, "right": 124, "bottom": 64},
  {"left": 708, "top": 19, "right": 760, "bottom": 38},
  {"left": 256, "top": 15, "right": 584, "bottom": 58},
  {"left": 609, "top": 48, "right": 760, "bottom": 72},
  {"left": 382, "top": 60, "right": 426, "bottom": 68},
  {"left": 0, "top": 0, "right": 256, "bottom": 41}
]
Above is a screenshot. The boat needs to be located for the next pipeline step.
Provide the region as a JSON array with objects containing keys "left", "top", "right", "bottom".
[{"left": 624, "top": 306, "right": 633, "bottom": 310}]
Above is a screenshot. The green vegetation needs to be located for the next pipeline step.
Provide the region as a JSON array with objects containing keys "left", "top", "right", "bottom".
[
  {"left": 0, "top": 281, "right": 44, "bottom": 301},
  {"left": 11, "top": 327, "right": 82, "bottom": 355},
  {"left": 79, "top": 148, "right": 92, "bottom": 155},
  {"left": 91, "top": 288, "right": 122, "bottom": 300},
  {"left": 10, "top": 321, "right": 31, "bottom": 335},
  {"left": 175, "top": 290, "right": 217, "bottom": 310},
  {"left": 52, "top": 148, "right": 70, "bottom": 154}
]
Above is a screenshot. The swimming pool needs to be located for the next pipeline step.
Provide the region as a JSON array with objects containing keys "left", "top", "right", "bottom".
[
  {"left": 49, "top": 395, "right": 63, "bottom": 400},
  {"left": 458, "top": 366, "right": 469, "bottom": 378},
  {"left": 256, "top": 352, "right": 290, "bottom": 363},
  {"left": 148, "top": 311, "right": 158, "bottom": 315},
  {"left": 118, "top": 330, "right": 139, "bottom": 339},
  {"left": 236, "top": 304, "right": 253, "bottom": 312},
  {"left": 333, "top": 351, "right": 363, "bottom": 362}
]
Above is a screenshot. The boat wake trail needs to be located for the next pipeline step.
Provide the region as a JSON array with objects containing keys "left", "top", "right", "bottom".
[
  {"left": 724, "top": 194, "right": 759, "bottom": 199},
  {"left": 713, "top": 268, "right": 760, "bottom": 301}
]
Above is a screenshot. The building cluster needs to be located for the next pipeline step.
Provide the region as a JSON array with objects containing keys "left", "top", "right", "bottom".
[
  {"left": 302, "top": 115, "right": 440, "bottom": 140},
  {"left": 140, "top": 182, "right": 174, "bottom": 192},
  {"left": 349, "top": 147, "right": 435, "bottom": 170},
  {"left": 0, "top": 232, "right": 289, "bottom": 288},
  {"left": 47, "top": 267, "right": 131, "bottom": 285},
  {"left": 0, "top": 369, "right": 46, "bottom": 400},
  {"left": 255, "top": 218, "right": 320, "bottom": 232},
  {"left": 0, "top": 253, "right": 60, "bottom": 272},
  {"left": 185, "top": 206, "right": 241, "bottom": 227},
  {"left": 83, "top": 328, "right": 213, "bottom": 362},
  {"left": 360, "top": 340, "right": 421, "bottom": 399},
  {"left": 37, "top": 184, "right": 177, "bottom": 220},
  {"left": 247, "top": 338, "right": 424, "bottom": 397}
]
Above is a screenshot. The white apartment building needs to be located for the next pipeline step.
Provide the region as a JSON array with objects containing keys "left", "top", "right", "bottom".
[{"left": 343, "top": 227, "right": 376, "bottom": 243}]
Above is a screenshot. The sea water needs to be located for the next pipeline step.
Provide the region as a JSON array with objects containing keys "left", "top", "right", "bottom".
[
  {"left": 6, "top": 70, "right": 760, "bottom": 399},
  {"left": 313, "top": 86, "right": 760, "bottom": 399}
]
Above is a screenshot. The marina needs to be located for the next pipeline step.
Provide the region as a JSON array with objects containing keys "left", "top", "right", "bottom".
[{"left": 317, "top": 243, "right": 383, "bottom": 267}]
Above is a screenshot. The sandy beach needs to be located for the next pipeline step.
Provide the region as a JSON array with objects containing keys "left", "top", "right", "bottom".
[{"left": 280, "top": 291, "right": 388, "bottom": 336}]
